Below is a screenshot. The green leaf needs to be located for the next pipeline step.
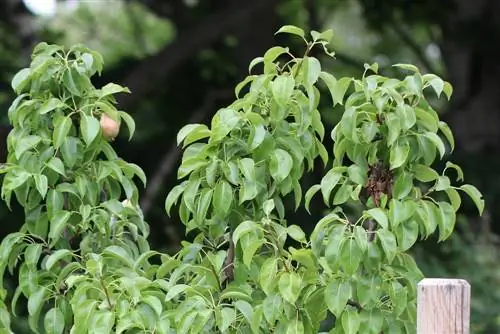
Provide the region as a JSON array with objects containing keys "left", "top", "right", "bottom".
[
  {"left": 319, "top": 73, "right": 351, "bottom": 106},
  {"left": 305, "top": 184, "right": 321, "bottom": 213},
  {"left": 417, "top": 200, "right": 439, "bottom": 237},
  {"left": 444, "top": 161, "right": 464, "bottom": 182},
  {"left": 45, "top": 249, "right": 73, "bottom": 270},
  {"left": 177, "top": 124, "right": 210, "bottom": 146},
  {"left": 165, "top": 284, "right": 191, "bottom": 301},
  {"left": 91, "top": 310, "right": 115, "bottom": 334},
  {"left": 445, "top": 188, "right": 462, "bottom": 211},
  {"left": 269, "top": 149, "right": 293, "bottom": 182},
  {"left": 100, "top": 83, "right": 130, "bottom": 97},
  {"left": 218, "top": 307, "right": 236, "bottom": 332},
  {"left": 392, "top": 172, "right": 412, "bottom": 199},
  {"left": 275, "top": 25, "right": 305, "bottom": 38},
  {"left": 211, "top": 108, "right": 240, "bottom": 142},
  {"left": 238, "top": 158, "right": 255, "bottom": 180},
  {"left": 443, "top": 81, "right": 453, "bottom": 100},
  {"left": 438, "top": 201, "right": 456, "bottom": 242},
  {"left": 11, "top": 68, "right": 31, "bottom": 93},
  {"left": 423, "top": 132, "right": 446, "bottom": 158},
  {"left": 34, "top": 174, "right": 48, "bottom": 198},
  {"left": 359, "top": 309, "right": 384, "bottom": 334},
  {"left": 287, "top": 225, "right": 306, "bottom": 243},
  {"left": 341, "top": 309, "right": 361, "bottom": 334},
  {"left": 39, "top": 98, "right": 63, "bottom": 115},
  {"left": 396, "top": 220, "right": 419, "bottom": 251},
  {"left": 347, "top": 164, "right": 367, "bottom": 185},
  {"left": 354, "top": 226, "right": 368, "bottom": 253},
  {"left": 48, "top": 210, "right": 71, "bottom": 243},
  {"left": 393, "top": 63, "right": 420, "bottom": 73},
  {"left": 242, "top": 237, "right": 264, "bottom": 268},
  {"left": 390, "top": 140, "right": 410, "bottom": 170},
  {"left": 80, "top": 114, "right": 100, "bottom": 145},
  {"left": 365, "top": 208, "right": 388, "bottom": 229},
  {"left": 332, "top": 183, "right": 352, "bottom": 205},
  {"left": 376, "top": 229, "right": 397, "bottom": 263},
  {"left": 339, "top": 238, "right": 362, "bottom": 275},
  {"left": 278, "top": 272, "right": 301, "bottom": 304},
  {"left": 44, "top": 307, "right": 64, "bottom": 334},
  {"left": 263, "top": 46, "right": 289, "bottom": 63},
  {"left": 324, "top": 279, "right": 350, "bottom": 317},
  {"left": 119, "top": 111, "right": 135, "bottom": 140},
  {"left": 425, "top": 74, "right": 444, "bottom": 97},
  {"left": 195, "top": 189, "right": 213, "bottom": 224},
  {"left": 459, "top": 184, "right": 484, "bottom": 215},
  {"left": 46, "top": 157, "right": 66, "bottom": 176},
  {"left": 233, "top": 220, "right": 258, "bottom": 246},
  {"left": 103, "top": 245, "right": 134, "bottom": 268},
  {"left": 286, "top": 319, "right": 305, "bottom": 334},
  {"left": 271, "top": 76, "right": 295, "bottom": 107},
  {"left": 386, "top": 113, "right": 401, "bottom": 146},
  {"left": 15, "top": 135, "right": 41, "bottom": 159},
  {"left": 25, "top": 243, "right": 42, "bottom": 268},
  {"left": 213, "top": 181, "right": 233, "bottom": 218},
  {"left": 165, "top": 181, "right": 188, "bottom": 216},
  {"left": 234, "top": 300, "right": 254, "bottom": 327},
  {"left": 28, "top": 287, "right": 47, "bottom": 331},
  {"left": 304, "top": 56, "right": 321, "bottom": 85},
  {"left": 53, "top": 116, "right": 72, "bottom": 149},
  {"left": 413, "top": 164, "right": 439, "bottom": 182}
]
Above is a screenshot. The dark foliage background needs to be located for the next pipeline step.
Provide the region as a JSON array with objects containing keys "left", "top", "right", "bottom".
[{"left": 1, "top": 0, "right": 499, "bottom": 332}]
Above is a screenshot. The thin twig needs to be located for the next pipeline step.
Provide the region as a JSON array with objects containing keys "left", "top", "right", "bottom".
[{"left": 140, "top": 89, "right": 233, "bottom": 215}]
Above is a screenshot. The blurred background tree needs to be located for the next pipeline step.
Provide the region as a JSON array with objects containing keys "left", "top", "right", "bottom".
[{"left": 0, "top": 0, "right": 499, "bottom": 332}]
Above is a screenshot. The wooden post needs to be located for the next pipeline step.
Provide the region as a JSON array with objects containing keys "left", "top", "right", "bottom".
[{"left": 417, "top": 278, "right": 470, "bottom": 334}]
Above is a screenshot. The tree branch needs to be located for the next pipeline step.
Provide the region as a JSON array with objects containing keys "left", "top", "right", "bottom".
[
  {"left": 390, "top": 23, "right": 440, "bottom": 75},
  {"left": 140, "top": 89, "right": 233, "bottom": 215},
  {"left": 117, "top": 0, "right": 274, "bottom": 109}
]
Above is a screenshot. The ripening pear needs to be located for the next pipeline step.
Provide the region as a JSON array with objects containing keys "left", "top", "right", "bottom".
[{"left": 100, "top": 113, "right": 120, "bottom": 140}]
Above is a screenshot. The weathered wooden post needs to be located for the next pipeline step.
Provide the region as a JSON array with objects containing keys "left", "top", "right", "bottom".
[{"left": 417, "top": 278, "right": 471, "bottom": 334}]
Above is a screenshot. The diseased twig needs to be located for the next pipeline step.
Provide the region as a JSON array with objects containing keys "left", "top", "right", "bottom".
[{"left": 140, "top": 89, "right": 233, "bottom": 215}]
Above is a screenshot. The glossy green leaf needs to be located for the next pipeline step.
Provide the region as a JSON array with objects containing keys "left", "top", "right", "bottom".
[
  {"left": 324, "top": 279, "right": 350, "bottom": 317},
  {"left": 45, "top": 249, "right": 73, "bottom": 270},
  {"left": 269, "top": 149, "right": 293, "bottom": 182},
  {"left": 423, "top": 132, "right": 445, "bottom": 158},
  {"left": 275, "top": 25, "right": 305, "bottom": 38},
  {"left": 341, "top": 309, "right": 360, "bottom": 334},
  {"left": 376, "top": 229, "right": 397, "bottom": 263},
  {"left": 213, "top": 181, "right": 233, "bottom": 218},
  {"left": 44, "top": 307, "right": 65, "bottom": 334},
  {"left": 271, "top": 76, "right": 295, "bottom": 107},
  {"left": 53, "top": 116, "right": 72, "bottom": 149},
  {"left": 278, "top": 272, "right": 301, "bottom": 305},
  {"left": 437, "top": 201, "right": 456, "bottom": 241},
  {"left": 459, "top": 184, "right": 484, "bottom": 215},
  {"left": 119, "top": 111, "right": 135, "bottom": 140},
  {"left": 305, "top": 184, "right": 321, "bottom": 213},
  {"left": 413, "top": 164, "right": 439, "bottom": 182},
  {"left": 80, "top": 113, "right": 100, "bottom": 145},
  {"left": 389, "top": 140, "right": 410, "bottom": 170},
  {"left": 46, "top": 157, "right": 66, "bottom": 176},
  {"left": 34, "top": 174, "right": 48, "bottom": 198},
  {"left": 48, "top": 210, "right": 71, "bottom": 243},
  {"left": 287, "top": 225, "right": 306, "bottom": 243},
  {"left": 365, "top": 208, "right": 388, "bottom": 229},
  {"left": 15, "top": 135, "right": 41, "bottom": 160}
]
